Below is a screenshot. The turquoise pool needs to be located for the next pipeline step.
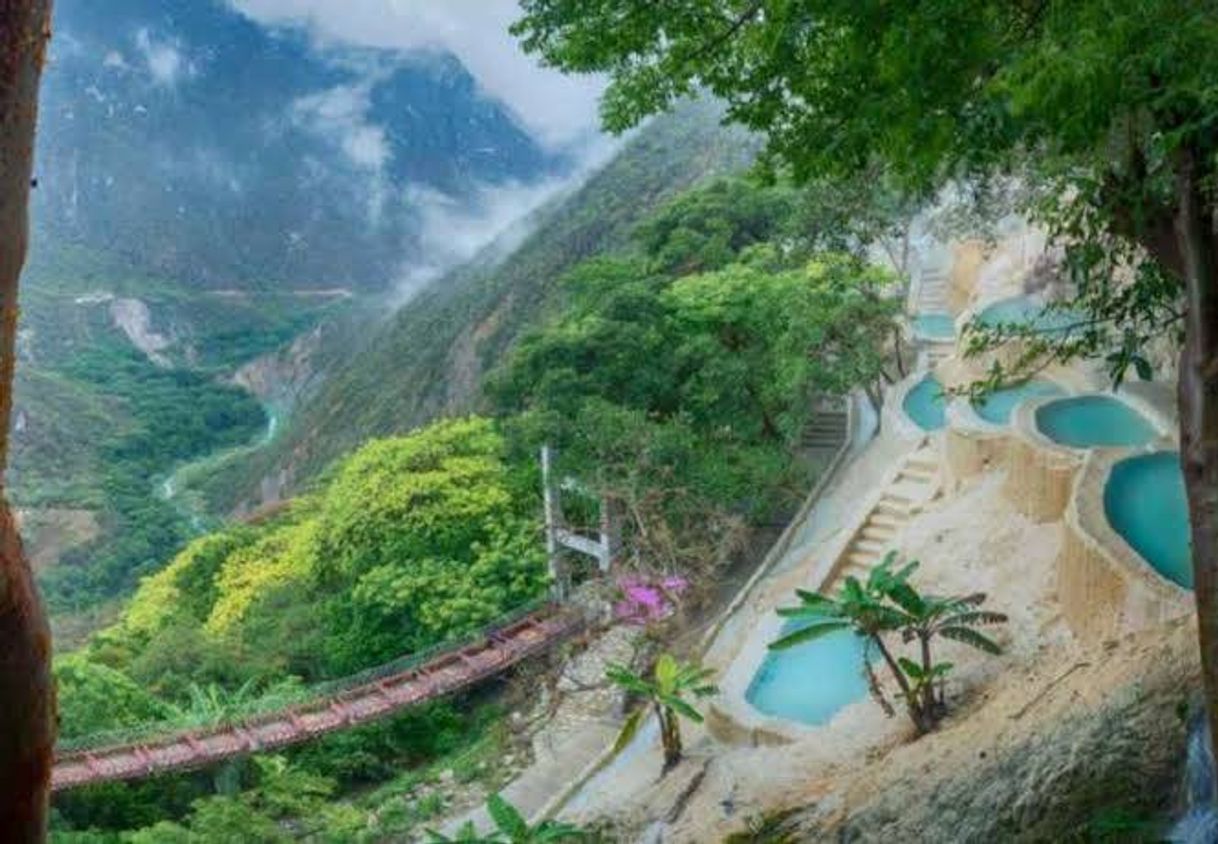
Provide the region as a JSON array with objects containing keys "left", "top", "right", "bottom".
[
  {"left": 978, "top": 296, "right": 1079, "bottom": 334},
  {"left": 1035, "top": 395, "right": 1158, "bottom": 448},
  {"left": 746, "top": 624, "right": 870, "bottom": 725},
  {"left": 913, "top": 312, "right": 956, "bottom": 340},
  {"left": 904, "top": 375, "right": 948, "bottom": 431},
  {"left": 1104, "top": 452, "right": 1192, "bottom": 589},
  {"left": 972, "top": 380, "right": 1066, "bottom": 426}
]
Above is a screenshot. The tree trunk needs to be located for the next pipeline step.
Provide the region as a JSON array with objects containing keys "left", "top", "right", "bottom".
[
  {"left": 870, "top": 633, "right": 927, "bottom": 733},
  {"left": 918, "top": 633, "right": 936, "bottom": 719},
  {"left": 659, "top": 708, "right": 682, "bottom": 774},
  {"left": 1172, "top": 143, "right": 1218, "bottom": 794},
  {"left": 0, "top": 2, "right": 54, "bottom": 839}
]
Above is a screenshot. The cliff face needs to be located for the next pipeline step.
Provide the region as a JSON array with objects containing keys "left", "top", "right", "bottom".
[
  {"left": 764, "top": 619, "right": 1196, "bottom": 843},
  {"left": 209, "top": 102, "right": 759, "bottom": 514}
]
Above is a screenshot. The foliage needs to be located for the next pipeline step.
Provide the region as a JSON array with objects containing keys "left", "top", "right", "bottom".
[
  {"left": 428, "top": 794, "right": 592, "bottom": 843},
  {"left": 53, "top": 655, "right": 173, "bottom": 740},
  {"left": 493, "top": 243, "right": 899, "bottom": 576},
  {"left": 607, "top": 653, "right": 716, "bottom": 773},
  {"left": 772, "top": 554, "right": 1006, "bottom": 734}
]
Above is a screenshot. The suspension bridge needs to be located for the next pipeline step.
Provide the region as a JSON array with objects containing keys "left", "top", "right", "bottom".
[{"left": 52, "top": 603, "right": 582, "bottom": 791}]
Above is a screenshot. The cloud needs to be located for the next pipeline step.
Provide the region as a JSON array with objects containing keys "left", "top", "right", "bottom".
[
  {"left": 392, "top": 137, "right": 617, "bottom": 303},
  {"left": 292, "top": 84, "right": 390, "bottom": 172},
  {"left": 227, "top": 0, "right": 603, "bottom": 148},
  {"left": 135, "top": 28, "right": 191, "bottom": 87}
]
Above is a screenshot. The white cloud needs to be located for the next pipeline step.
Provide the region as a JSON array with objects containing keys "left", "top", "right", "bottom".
[
  {"left": 393, "top": 136, "right": 617, "bottom": 303},
  {"left": 135, "top": 28, "right": 190, "bottom": 87},
  {"left": 227, "top": 0, "right": 603, "bottom": 148},
  {"left": 292, "top": 84, "right": 390, "bottom": 172}
]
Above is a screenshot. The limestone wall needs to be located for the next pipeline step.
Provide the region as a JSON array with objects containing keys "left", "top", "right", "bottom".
[
  {"left": 1001, "top": 415, "right": 1082, "bottom": 522},
  {"left": 1056, "top": 452, "right": 1190, "bottom": 642},
  {"left": 948, "top": 241, "right": 986, "bottom": 314}
]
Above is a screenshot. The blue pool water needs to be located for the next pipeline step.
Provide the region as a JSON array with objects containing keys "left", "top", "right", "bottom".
[
  {"left": 746, "top": 625, "right": 870, "bottom": 725},
  {"left": 1035, "top": 395, "right": 1158, "bottom": 448},
  {"left": 978, "top": 296, "right": 1079, "bottom": 334},
  {"left": 972, "top": 380, "right": 1066, "bottom": 426},
  {"left": 1104, "top": 452, "right": 1192, "bottom": 589},
  {"left": 913, "top": 312, "right": 956, "bottom": 340},
  {"left": 903, "top": 375, "right": 948, "bottom": 431}
]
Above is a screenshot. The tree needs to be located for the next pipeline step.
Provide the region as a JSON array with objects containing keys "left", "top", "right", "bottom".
[
  {"left": 771, "top": 555, "right": 1006, "bottom": 734},
  {"left": 427, "top": 793, "right": 590, "bottom": 843},
  {"left": 606, "top": 653, "right": 716, "bottom": 773},
  {"left": 0, "top": 1, "right": 54, "bottom": 839},
  {"left": 512, "top": 0, "right": 1218, "bottom": 773}
]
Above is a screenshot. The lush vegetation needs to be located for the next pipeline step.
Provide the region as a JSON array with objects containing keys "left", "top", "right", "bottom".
[
  {"left": 512, "top": 0, "right": 1218, "bottom": 768},
  {"left": 51, "top": 418, "right": 549, "bottom": 840},
  {"left": 771, "top": 554, "right": 1007, "bottom": 735},
  {"left": 607, "top": 654, "right": 716, "bottom": 774},
  {"left": 12, "top": 244, "right": 354, "bottom": 623},
  {"left": 491, "top": 182, "right": 902, "bottom": 581}
]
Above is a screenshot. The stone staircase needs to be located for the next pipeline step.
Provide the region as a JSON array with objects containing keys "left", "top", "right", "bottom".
[
  {"left": 801, "top": 407, "right": 848, "bottom": 451},
  {"left": 918, "top": 265, "right": 951, "bottom": 313},
  {"left": 826, "top": 444, "right": 942, "bottom": 586},
  {"left": 922, "top": 341, "right": 955, "bottom": 368}
]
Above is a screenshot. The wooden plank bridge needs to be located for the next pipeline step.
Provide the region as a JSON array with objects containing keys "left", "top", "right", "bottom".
[{"left": 53, "top": 606, "right": 582, "bottom": 791}]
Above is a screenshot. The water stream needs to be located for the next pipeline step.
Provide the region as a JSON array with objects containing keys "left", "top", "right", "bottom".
[
  {"left": 1171, "top": 715, "right": 1218, "bottom": 842},
  {"left": 157, "top": 400, "right": 281, "bottom": 533}
]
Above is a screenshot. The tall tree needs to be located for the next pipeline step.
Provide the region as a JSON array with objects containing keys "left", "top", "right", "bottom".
[
  {"left": 0, "top": 0, "right": 55, "bottom": 839},
  {"left": 513, "top": 0, "right": 1218, "bottom": 773}
]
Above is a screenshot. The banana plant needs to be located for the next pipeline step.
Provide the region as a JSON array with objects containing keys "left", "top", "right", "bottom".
[
  {"left": 606, "top": 653, "right": 716, "bottom": 774},
  {"left": 771, "top": 552, "right": 1006, "bottom": 734},
  {"left": 427, "top": 793, "right": 589, "bottom": 842},
  {"left": 880, "top": 562, "right": 1007, "bottom": 718}
]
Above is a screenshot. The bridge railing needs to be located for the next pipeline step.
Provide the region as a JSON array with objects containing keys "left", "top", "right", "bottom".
[{"left": 56, "top": 596, "right": 560, "bottom": 756}]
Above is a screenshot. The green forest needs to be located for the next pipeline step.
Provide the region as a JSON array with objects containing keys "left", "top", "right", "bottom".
[{"left": 49, "top": 169, "right": 905, "bottom": 840}]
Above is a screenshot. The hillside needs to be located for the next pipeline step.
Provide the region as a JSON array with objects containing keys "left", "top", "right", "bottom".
[
  {"left": 200, "top": 101, "right": 760, "bottom": 513},
  {"left": 15, "top": 0, "right": 578, "bottom": 624},
  {"left": 35, "top": 0, "right": 562, "bottom": 290}
]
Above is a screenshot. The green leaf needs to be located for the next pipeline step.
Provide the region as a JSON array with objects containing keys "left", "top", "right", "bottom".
[
  {"left": 897, "top": 657, "right": 924, "bottom": 679},
  {"left": 939, "top": 626, "right": 1003, "bottom": 654},
  {"left": 610, "top": 708, "right": 645, "bottom": 758},
  {"left": 487, "top": 793, "right": 529, "bottom": 841},
  {"left": 769, "top": 620, "right": 851, "bottom": 650},
  {"left": 662, "top": 695, "right": 704, "bottom": 723}
]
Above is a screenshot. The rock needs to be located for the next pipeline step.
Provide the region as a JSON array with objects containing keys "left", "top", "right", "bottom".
[{"left": 775, "top": 619, "right": 1199, "bottom": 843}]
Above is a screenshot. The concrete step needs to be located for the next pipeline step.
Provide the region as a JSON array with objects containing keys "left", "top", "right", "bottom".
[
  {"left": 860, "top": 523, "right": 897, "bottom": 540},
  {"left": 855, "top": 538, "right": 891, "bottom": 556},
  {"left": 869, "top": 512, "right": 908, "bottom": 529}
]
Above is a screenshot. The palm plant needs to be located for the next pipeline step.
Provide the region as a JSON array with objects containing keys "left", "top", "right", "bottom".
[
  {"left": 606, "top": 653, "right": 716, "bottom": 773},
  {"left": 427, "top": 793, "right": 589, "bottom": 842},
  {"left": 771, "top": 553, "right": 1006, "bottom": 734},
  {"left": 880, "top": 561, "right": 1006, "bottom": 719}
]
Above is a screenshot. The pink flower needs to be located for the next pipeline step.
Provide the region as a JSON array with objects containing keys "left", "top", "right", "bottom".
[{"left": 614, "top": 575, "right": 687, "bottom": 625}]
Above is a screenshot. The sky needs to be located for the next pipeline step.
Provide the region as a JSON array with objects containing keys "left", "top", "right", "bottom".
[{"left": 228, "top": 0, "right": 605, "bottom": 148}]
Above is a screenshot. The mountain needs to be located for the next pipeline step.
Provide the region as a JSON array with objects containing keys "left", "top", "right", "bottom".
[
  {"left": 193, "top": 101, "right": 759, "bottom": 514},
  {"left": 13, "top": 0, "right": 576, "bottom": 624},
  {"left": 34, "top": 0, "right": 562, "bottom": 290}
]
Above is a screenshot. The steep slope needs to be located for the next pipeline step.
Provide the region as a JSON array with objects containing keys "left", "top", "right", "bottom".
[
  {"left": 205, "top": 102, "right": 759, "bottom": 511},
  {"left": 15, "top": 0, "right": 576, "bottom": 619},
  {"left": 35, "top": 0, "right": 561, "bottom": 290}
]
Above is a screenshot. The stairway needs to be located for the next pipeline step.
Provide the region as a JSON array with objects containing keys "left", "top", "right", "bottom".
[
  {"left": 827, "top": 445, "right": 941, "bottom": 586},
  {"left": 922, "top": 341, "right": 955, "bottom": 368},
  {"left": 801, "top": 408, "right": 848, "bottom": 451},
  {"left": 918, "top": 266, "right": 951, "bottom": 313}
]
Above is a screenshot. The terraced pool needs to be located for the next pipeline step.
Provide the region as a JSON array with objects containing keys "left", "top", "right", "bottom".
[
  {"left": 1104, "top": 451, "right": 1192, "bottom": 589},
  {"left": 903, "top": 375, "right": 948, "bottom": 431},
  {"left": 978, "top": 296, "right": 1079, "bottom": 334},
  {"left": 1035, "top": 395, "right": 1158, "bottom": 448},
  {"left": 912, "top": 313, "right": 955, "bottom": 340},
  {"left": 972, "top": 380, "right": 1066, "bottom": 426},
  {"left": 746, "top": 624, "right": 870, "bottom": 726}
]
